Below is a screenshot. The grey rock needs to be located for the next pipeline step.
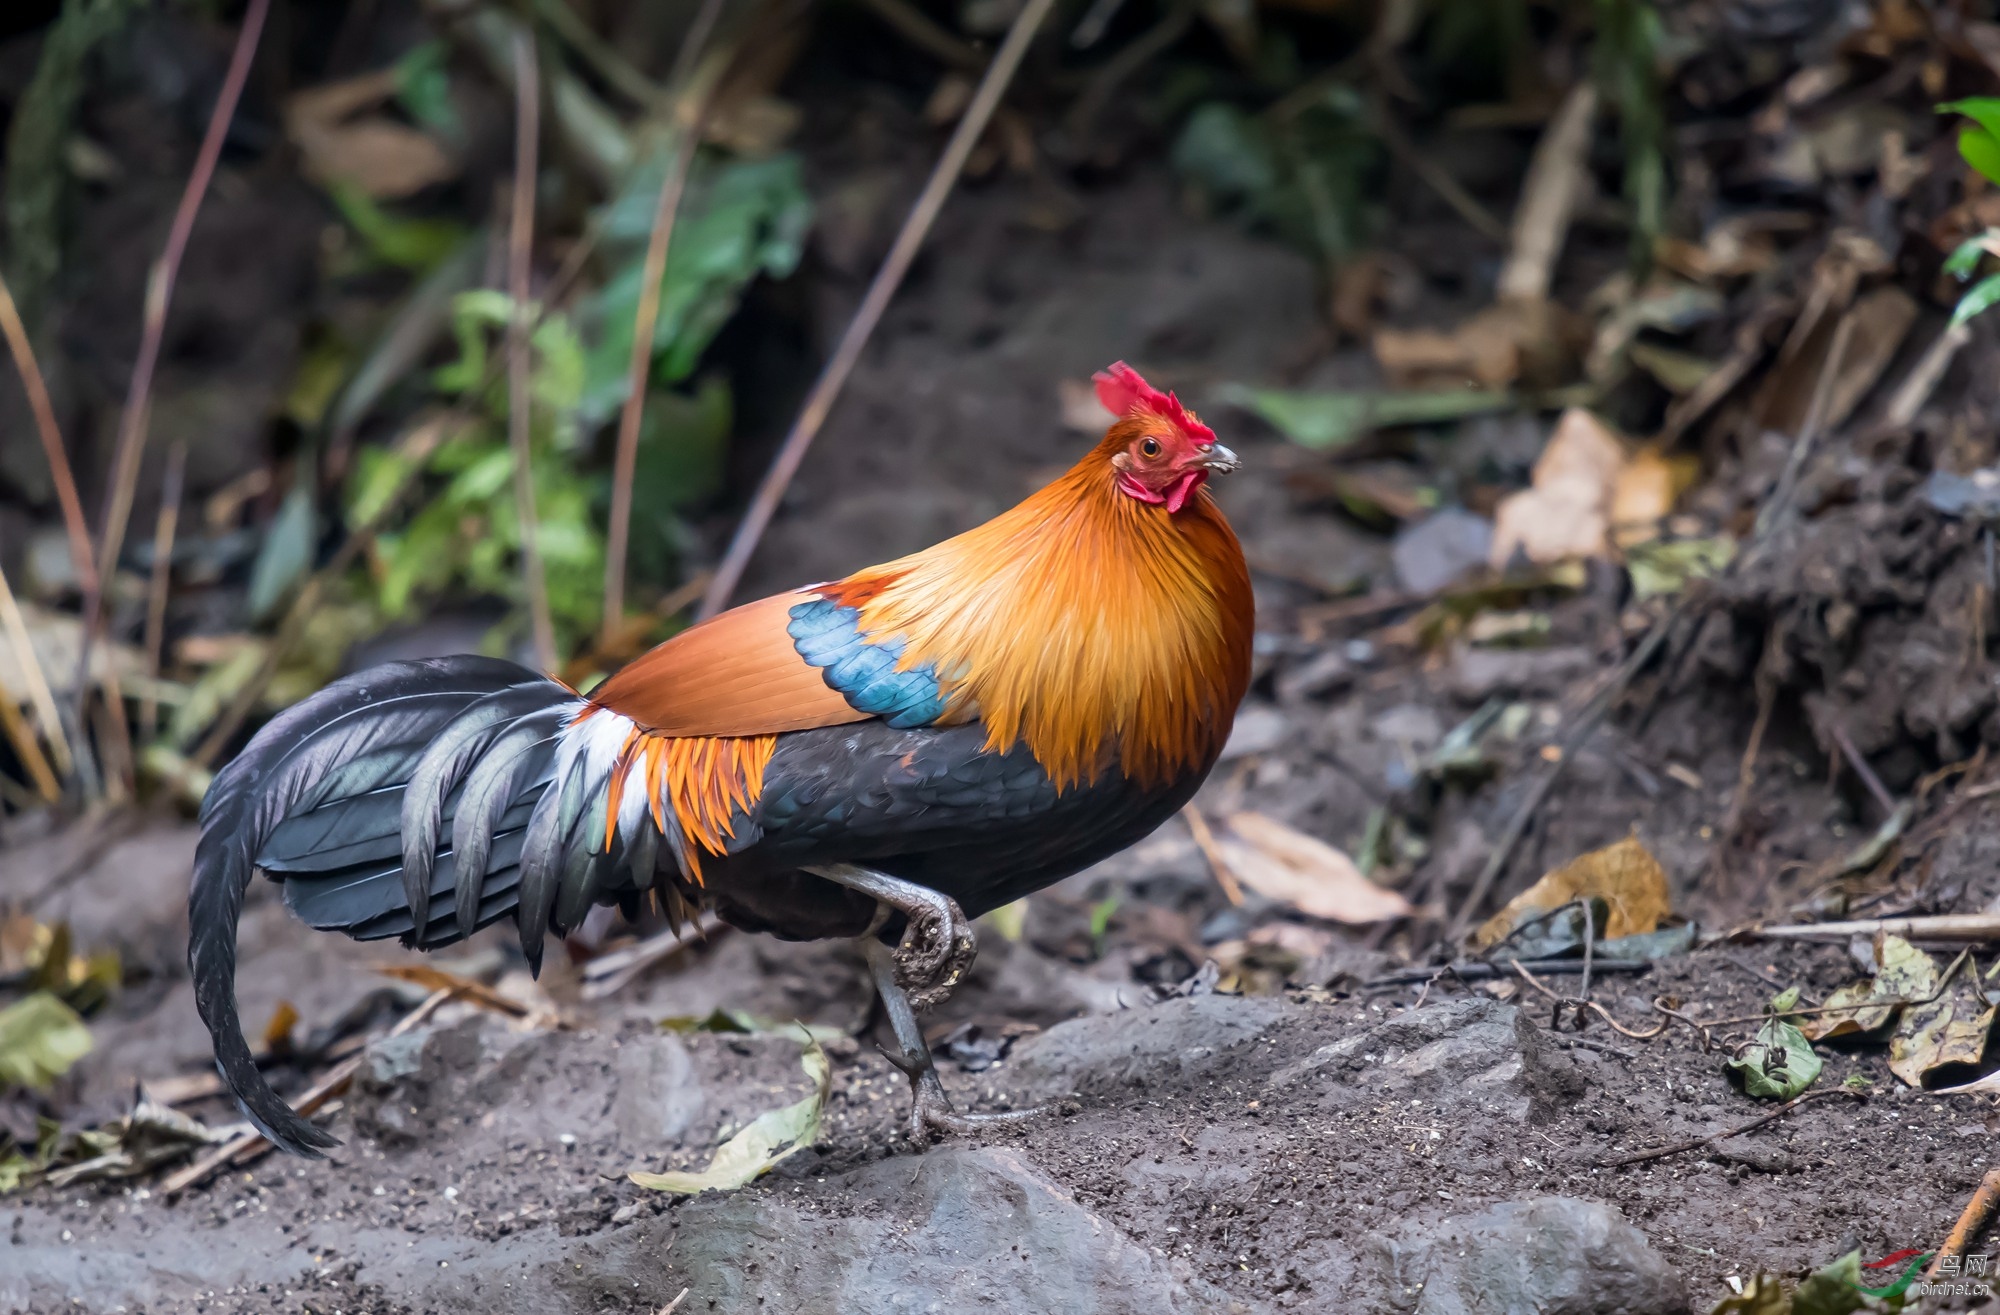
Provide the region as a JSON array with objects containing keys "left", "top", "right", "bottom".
[
  {"left": 1447, "top": 646, "right": 1596, "bottom": 702},
  {"left": 610, "top": 1032, "right": 705, "bottom": 1145},
  {"left": 647, "top": 1147, "right": 1260, "bottom": 1314},
  {"left": 1005, "top": 995, "right": 1303, "bottom": 1101},
  {"left": 1393, "top": 508, "right": 1494, "bottom": 594},
  {"left": 1276, "top": 648, "right": 1355, "bottom": 703},
  {"left": 1366, "top": 1197, "right": 1688, "bottom": 1315},
  {"left": 1221, "top": 702, "right": 1290, "bottom": 760},
  {"left": 1267, "top": 999, "right": 1583, "bottom": 1122}
]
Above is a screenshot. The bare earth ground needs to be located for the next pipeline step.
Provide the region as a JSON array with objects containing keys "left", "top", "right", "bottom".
[{"left": 6, "top": 112, "right": 2000, "bottom": 1315}]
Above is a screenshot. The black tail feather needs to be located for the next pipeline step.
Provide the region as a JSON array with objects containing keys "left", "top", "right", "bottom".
[{"left": 188, "top": 656, "right": 539, "bottom": 1157}]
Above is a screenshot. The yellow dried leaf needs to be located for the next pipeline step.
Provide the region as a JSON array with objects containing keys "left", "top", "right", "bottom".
[
  {"left": 1472, "top": 835, "right": 1671, "bottom": 949},
  {"left": 1889, "top": 957, "right": 1993, "bottom": 1088},
  {"left": 1799, "top": 935, "right": 1934, "bottom": 1041}
]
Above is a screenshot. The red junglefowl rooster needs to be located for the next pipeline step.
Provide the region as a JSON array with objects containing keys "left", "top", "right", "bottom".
[{"left": 190, "top": 362, "right": 1251, "bottom": 1155}]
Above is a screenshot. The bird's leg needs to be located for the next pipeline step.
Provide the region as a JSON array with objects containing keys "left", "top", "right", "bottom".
[
  {"left": 862, "top": 935, "right": 1047, "bottom": 1143},
  {"left": 806, "top": 864, "right": 976, "bottom": 1009}
]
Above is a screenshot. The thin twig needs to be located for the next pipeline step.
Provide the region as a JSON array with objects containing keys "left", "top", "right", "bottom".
[
  {"left": 699, "top": 0, "right": 1059, "bottom": 619},
  {"left": 0, "top": 668, "right": 58, "bottom": 803},
  {"left": 507, "top": 28, "right": 558, "bottom": 673},
  {"left": 853, "top": 0, "right": 985, "bottom": 70},
  {"left": 1512, "top": 961, "right": 1669, "bottom": 1039},
  {"left": 1755, "top": 312, "right": 1855, "bottom": 541},
  {"left": 578, "top": 914, "right": 726, "bottom": 1000},
  {"left": 1364, "top": 958, "right": 1651, "bottom": 987},
  {"left": 1600, "top": 1088, "right": 1864, "bottom": 1168},
  {"left": 78, "top": 0, "right": 271, "bottom": 782},
  {"left": 139, "top": 442, "right": 185, "bottom": 739},
  {"left": 1064, "top": 0, "right": 1194, "bottom": 143},
  {"left": 0, "top": 268, "right": 94, "bottom": 596},
  {"left": 1826, "top": 717, "right": 1897, "bottom": 819},
  {"left": 1366, "top": 95, "right": 1507, "bottom": 243},
  {"left": 1927, "top": 1169, "right": 2000, "bottom": 1279},
  {"left": 0, "top": 558, "right": 71, "bottom": 776},
  {"left": 531, "top": 0, "right": 665, "bottom": 107},
  {"left": 604, "top": 0, "right": 728, "bottom": 647},
  {"left": 161, "top": 988, "right": 452, "bottom": 1197},
  {"left": 1746, "top": 915, "right": 2000, "bottom": 944}
]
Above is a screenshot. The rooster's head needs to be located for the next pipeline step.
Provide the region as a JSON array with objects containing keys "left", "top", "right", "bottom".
[{"left": 1092, "top": 361, "right": 1238, "bottom": 513}]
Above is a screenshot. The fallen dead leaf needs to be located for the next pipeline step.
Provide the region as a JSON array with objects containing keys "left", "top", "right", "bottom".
[
  {"left": 1212, "top": 811, "right": 1412, "bottom": 924},
  {"left": 1889, "top": 954, "right": 1991, "bottom": 1088},
  {"left": 1373, "top": 301, "right": 1566, "bottom": 389},
  {"left": 630, "top": 1034, "right": 829, "bottom": 1194},
  {"left": 1489, "top": 408, "right": 1624, "bottom": 567},
  {"left": 1472, "top": 835, "right": 1671, "bottom": 949},
  {"left": 285, "top": 70, "right": 456, "bottom": 200},
  {"left": 0, "top": 992, "right": 92, "bottom": 1090},
  {"left": 1799, "top": 934, "right": 1935, "bottom": 1041}
]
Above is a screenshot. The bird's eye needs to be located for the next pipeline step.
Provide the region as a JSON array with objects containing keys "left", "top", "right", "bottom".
[{"left": 1139, "top": 437, "right": 1162, "bottom": 459}]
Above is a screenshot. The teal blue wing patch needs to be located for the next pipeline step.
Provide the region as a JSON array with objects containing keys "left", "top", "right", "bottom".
[{"left": 787, "top": 597, "right": 946, "bottom": 728}]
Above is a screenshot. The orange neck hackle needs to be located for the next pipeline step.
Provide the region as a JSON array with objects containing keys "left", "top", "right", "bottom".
[{"left": 821, "top": 433, "right": 1253, "bottom": 791}]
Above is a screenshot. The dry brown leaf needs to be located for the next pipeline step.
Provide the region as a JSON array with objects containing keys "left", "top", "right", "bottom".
[
  {"left": 285, "top": 71, "right": 455, "bottom": 200},
  {"left": 1374, "top": 303, "right": 1535, "bottom": 389},
  {"left": 1889, "top": 957, "right": 1993, "bottom": 1088},
  {"left": 1214, "top": 811, "right": 1412, "bottom": 924},
  {"left": 1472, "top": 835, "right": 1671, "bottom": 949},
  {"left": 1489, "top": 408, "right": 1624, "bottom": 567}
]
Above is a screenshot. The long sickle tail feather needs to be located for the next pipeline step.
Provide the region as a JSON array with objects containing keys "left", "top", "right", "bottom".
[{"left": 189, "top": 659, "right": 735, "bottom": 1157}]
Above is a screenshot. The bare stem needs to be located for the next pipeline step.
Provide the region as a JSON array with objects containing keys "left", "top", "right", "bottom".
[
  {"left": 602, "top": 0, "right": 728, "bottom": 648},
  {"left": 140, "top": 442, "right": 186, "bottom": 739},
  {"left": 508, "top": 28, "right": 558, "bottom": 673},
  {"left": 700, "top": 0, "right": 1059, "bottom": 618},
  {"left": 0, "top": 269, "right": 94, "bottom": 596},
  {"left": 76, "top": 0, "right": 271, "bottom": 789}
]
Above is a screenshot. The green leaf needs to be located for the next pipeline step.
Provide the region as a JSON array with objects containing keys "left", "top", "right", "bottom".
[
  {"left": 657, "top": 1008, "right": 845, "bottom": 1044},
  {"left": 1944, "top": 232, "right": 1994, "bottom": 281},
  {"left": 1726, "top": 1017, "right": 1822, "bottom": 1100},
  {"left": 1173, "top": 103, "right": 1282, "bottom": 208},
  {"left": 1942, "top": 97, "right": 2000, "bottom": 148},
  {"left": 393, "top": 41, "right": 457, "bottom": 136},
  {"left": 347, "top": 445, "right": 417, "bottom": 527},
  {"left": 1217, "top": 383, "right": 1513, "bottom": 451},
  {"left": 0, "top": 992, "right": 92, "bottom": 1090},
  {"left": 1961, "top": 126, "right": 2000, "bottom": 193},
  {"left": 582, "top": 153, "right": 812, "bottom": 421},
  {"left": 246, "top": 480, "right": 318, "bottom": 623},
  {"left": 329, "top": 181, "right": 468, "bottom": 273},
  {"left": 629, "top": 1034, "right": 829, "bottom": 1194},
  {"left": 1951, "top": 272, "right": 2000, "bottom": 330},
  {"left": 1770, "top": 985, "right": 1801, "bottom": 1014},
  {"left": 1626, "top": 536, "right": 1736, "bottom": 600}
]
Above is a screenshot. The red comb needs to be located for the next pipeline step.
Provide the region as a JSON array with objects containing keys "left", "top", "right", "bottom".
[{"left": 1092, "top": 361, "right": 1214, "bottom": 442}]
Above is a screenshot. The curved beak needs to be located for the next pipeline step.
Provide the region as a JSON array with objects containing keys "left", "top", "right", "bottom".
[{"left": 1201, "top": 443, "right": 1240, "bottom": 474}]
